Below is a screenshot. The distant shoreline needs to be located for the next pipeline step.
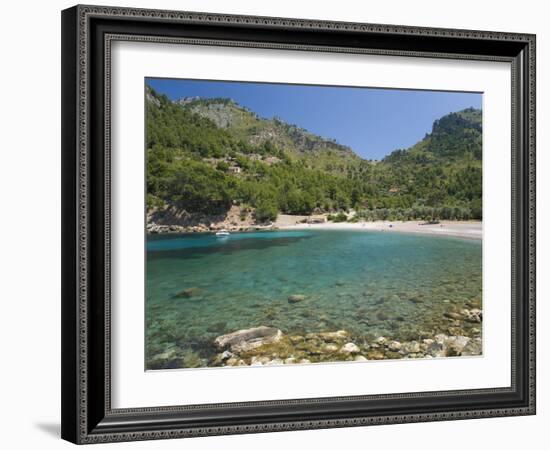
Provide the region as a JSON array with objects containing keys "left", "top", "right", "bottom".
[
  {"left": 148, "top": 218, "right": 482, "bottom": 240},
  {"left": 276, "top": 220, "right": 482, "bottom": 240}
]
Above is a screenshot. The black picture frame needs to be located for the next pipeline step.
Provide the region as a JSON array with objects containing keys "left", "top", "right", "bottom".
[{"left": 61, "top": 4, "right": 536, "bottom": 444}]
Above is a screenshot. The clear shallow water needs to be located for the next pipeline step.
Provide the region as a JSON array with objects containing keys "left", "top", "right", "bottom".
[{"left": 146, "top": 230, "right": 482, "bottom": 368}]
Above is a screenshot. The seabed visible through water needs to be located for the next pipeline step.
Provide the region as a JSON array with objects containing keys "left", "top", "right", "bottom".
[{"left": 145, "top": 230, "right": 483, "bottom": 369}]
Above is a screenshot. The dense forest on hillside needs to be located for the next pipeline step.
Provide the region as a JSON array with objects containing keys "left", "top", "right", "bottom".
[{"left": 146, "top": 85, "right": 482, "bottom": 223}]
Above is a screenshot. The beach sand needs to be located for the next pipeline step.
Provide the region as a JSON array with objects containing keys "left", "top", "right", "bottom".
[{"left": 275, "top": 216, "right": 482, "bottom": 240}]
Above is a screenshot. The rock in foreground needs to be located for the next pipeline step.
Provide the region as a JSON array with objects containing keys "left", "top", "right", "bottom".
[
  {"left": 209, "top": 321, "right": 482, "bottom": 368},
  {"left": 340, "top": 342, "right": 360, "bottom": 354},
  {"left": 215, "top": 326, "right": 283, "bottom": 353}
]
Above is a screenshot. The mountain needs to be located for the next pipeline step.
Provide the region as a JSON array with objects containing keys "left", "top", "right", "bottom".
[
  {"left": 385, "top": 108, "right": 482, "bottom": 163},
  {"left": 375, "top": 107, "right": 482, "bottom": 217},
  {"left": 145, "top": 85, "right": 482, "bottom": 228},
  {"left": 176, "top": 96, "right": 358, "bottom": 160}
]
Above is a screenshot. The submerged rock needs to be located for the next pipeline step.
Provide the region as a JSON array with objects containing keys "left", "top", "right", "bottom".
[
  {"left": 148, "top": 346, "right": 183, "bottom": 369},
  {"left": 182, "top": 350, "right": 203, "bottom": 368},
  {"left": 447, "top": 326, "right": 467, "bottom": 336},
  {"left": 443, "top": 311, "right": 463, "bottom": 320},
  {"left": 215, "top": 326, "right": 283, "bottom": 353},
  {"left": 206, "top": 321, "right": 227, "bottom": 334},
  {"left": 318, "top": 330, "right": 349, "bottom": 341},
  {"left": 288, "top": 294, "right": 306, "bottom": 303},
  {"left": 174, "top": 287, "right": 200, "bottom": 299}
]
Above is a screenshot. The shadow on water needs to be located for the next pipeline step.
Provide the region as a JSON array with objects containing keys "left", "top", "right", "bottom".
[{"left": 147, "top": 234, "right": 313, "bottom": 261}]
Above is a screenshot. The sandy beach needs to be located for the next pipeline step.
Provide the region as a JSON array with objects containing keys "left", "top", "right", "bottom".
[{"left": 275, "top": 215, "right": 482, "bottom": 240}]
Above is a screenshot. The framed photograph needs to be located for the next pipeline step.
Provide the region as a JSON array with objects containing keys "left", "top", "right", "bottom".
[{"left": 61, "top": 5, "right": 536, "bottom": 444}]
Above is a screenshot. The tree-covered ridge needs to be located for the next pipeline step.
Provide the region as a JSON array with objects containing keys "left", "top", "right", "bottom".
[
  {"left": 178, "top": 95, "right": 358, "bottom": 156},
  {"left": 146, "top": 85, "right": 482, "bottom": 223},
  {"left": 374, "top": 107, "right": 482, "bottom": 218},
  {"left": 174, "top": 93, "right": 361, "bottom": 175}
]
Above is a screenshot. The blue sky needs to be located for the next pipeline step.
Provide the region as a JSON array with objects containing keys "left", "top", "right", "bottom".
[{"left": 147, "top": 78, "right": 482, "bottom": 160}]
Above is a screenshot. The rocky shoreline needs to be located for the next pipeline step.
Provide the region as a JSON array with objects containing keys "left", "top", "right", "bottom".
[
  {"left": 147, "top": 307, "right": 482, "bottom": 369},
  {"left": 147, "top": 204, "right": 276, "bottom": 234},
  {"left": 147, "top": 221, "right": 277, "bottom": 234}
]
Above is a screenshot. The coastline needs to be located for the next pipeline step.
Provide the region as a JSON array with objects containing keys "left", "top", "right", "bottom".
[
  {"left": 147, "top": 219, "right": 482, "bottom": 240},
  {"left": 276, "top": 220, "right": 482, "bottom": 240}
]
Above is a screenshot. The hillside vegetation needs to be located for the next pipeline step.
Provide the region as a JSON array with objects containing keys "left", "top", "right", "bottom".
[{"left": 146, "top": 85, "right": 482, "bottom": 224}]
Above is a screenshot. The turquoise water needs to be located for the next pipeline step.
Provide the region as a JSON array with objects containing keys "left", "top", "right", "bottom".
[{"left": 146, "top": 230, "right": 482, "bottom": 368}]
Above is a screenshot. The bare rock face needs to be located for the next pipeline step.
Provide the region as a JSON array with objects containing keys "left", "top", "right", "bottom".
[{"left": 214, "top": 326, "right": 283, "bottom": 353}]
